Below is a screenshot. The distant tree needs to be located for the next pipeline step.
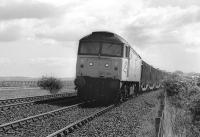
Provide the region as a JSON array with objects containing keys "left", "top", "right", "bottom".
[
  {"left": 174, "top": 70, "right": 184, "bottom": 75},
  {"left": 37, "top": 76, "right": 63, "bottom": 94},
  {"left": 197, "top": 77, "right": 200, "bottom": 87}
]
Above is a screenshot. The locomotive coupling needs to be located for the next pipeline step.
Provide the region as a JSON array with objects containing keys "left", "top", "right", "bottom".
[{"left": 74, "top": 76, "right": 86, "bottom": 88}]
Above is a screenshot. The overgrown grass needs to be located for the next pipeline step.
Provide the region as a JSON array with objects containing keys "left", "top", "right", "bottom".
[{"left": 163, "top": 74, "right": 200, "bottom": 136}]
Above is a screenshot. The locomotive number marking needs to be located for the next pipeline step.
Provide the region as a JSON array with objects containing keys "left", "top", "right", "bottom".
[{"left": 123, "top": 61, "right": 128, "bottom": 73}]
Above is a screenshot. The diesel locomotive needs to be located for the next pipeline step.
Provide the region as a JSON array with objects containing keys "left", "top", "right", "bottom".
[{"left": 74, "top": 31, "right": 166, "bottom": 103}]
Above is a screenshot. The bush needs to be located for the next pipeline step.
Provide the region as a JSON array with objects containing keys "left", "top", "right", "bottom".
[
  {"left": 197, "top": 78, "right": 200, "bottom": 87},
  {"left": 163, "top": 74, "right": 189, "bottom": 109},
  {"left": 37, "top": 76, "right": 63, "bottom": 94},
  {"left": 164, "top": 78, "right": 187, "bottom": 97}
]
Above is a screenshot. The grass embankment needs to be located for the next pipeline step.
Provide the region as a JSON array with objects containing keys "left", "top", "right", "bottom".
[{"left": 164, "top": 75, "right": 200, "bottom": 137}]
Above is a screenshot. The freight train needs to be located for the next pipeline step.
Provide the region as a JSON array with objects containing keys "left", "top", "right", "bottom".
[{"left": 74, "top": 31, "right": 167, "bottom": 103}]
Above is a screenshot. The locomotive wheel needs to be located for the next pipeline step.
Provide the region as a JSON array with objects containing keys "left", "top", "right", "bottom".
[
  {"left": 115, "top": 85, "right": 129, "bottom": 103},
  {"left": 119, "top": 92, "right": 124, "bottom": 103},
  {"left": 115, "top": 90, "right": 123, "bottom": 103}
]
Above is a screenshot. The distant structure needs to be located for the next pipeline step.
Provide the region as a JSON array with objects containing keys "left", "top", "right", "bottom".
[
  {"left": 0, "top": 80, "right": 75, "bottom": 89},
  {"left": 0, "top": 81, "right": 38, "bottom": 87}
]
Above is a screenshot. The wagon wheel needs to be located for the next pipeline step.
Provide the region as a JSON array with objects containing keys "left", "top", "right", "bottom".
[
  {"left": 134, "top": 83, "right": 139, "bottom": 96},
  {"left": 122, "top": 85, "right": 129, "bottom": 101}
]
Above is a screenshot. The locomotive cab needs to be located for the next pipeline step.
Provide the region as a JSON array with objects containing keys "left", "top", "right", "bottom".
[{"left": 77, "top": 41, "right": 123, "bottom": 79}]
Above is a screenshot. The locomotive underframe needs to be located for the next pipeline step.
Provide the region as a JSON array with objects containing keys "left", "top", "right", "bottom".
[
  {"left": 75, "top": 76, "right": 140, "bottom": 103},
  {"left": 76, "top": 76, "right": 119, "bottom": 103}
]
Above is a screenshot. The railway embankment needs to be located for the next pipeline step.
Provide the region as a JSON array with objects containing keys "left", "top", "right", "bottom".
[
  {"left": 162, "top": 76, "right": 200, "bottom": 137},
  {"left": 163, "top": 96, "right": 188, "bottom": 137}
]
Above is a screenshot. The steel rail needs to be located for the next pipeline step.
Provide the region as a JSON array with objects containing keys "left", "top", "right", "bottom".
[
  {"left": 0, "top": 92, "right": 76, "bottom": 106},
  {"left": 0, "top": 101, "right": 36, "bottom": 111},
  {"left": 47, "top": 105, "right": 115, "bottom": 137},
  {"left": 0, "top": 102, "right": 84, "bottom": 133},
  {"left": 0, "top": 94, "right": 77, "bottom": 111}
]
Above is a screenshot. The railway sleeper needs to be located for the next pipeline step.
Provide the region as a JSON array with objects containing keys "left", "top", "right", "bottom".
[
  {"left": 37, "top": 116, "right": 43, "bottom": 120},
  {"left": 11, "top": 123, "right": 19, "bottom": 129},
  {"left": 32, "top": 117, "right": 38, "bottom": 122},
  {"left": 77, "top": 122, "right": 82, "bottom": 127},
  {"left": 53, "top": 111, "right": 59, "bottom": 115},
  {"left": 1, "top": 107, "right": 7, "bottom": 111},
  {"left": 72, "top": 125, "right": 78, "bottom": 129},
  {"left": 68, "top": 127, "right": 73, "bottom": 133},
  {"left": 57, "top": 133, "right": 63, "bottom": 137},
  {"left": 0, "top": 127, "right": 4, "bottom": 132},
  {"left": 43, "top": 115, "right": 49, "bottom": 119},
  {"left": 26, "top": 119, "right": 33, "bottom": 123},
  {"left": 2, "top": 125, "right": 12, "bottom": 132},
  {"left": 49, "top": 113, "right": 55, "bottom": 117},
  {"left": 19, "top": 121, "right": 26, "bottom": 125},
  {"left": 63, "top": 130, "right": 69, "bottom": 135}
]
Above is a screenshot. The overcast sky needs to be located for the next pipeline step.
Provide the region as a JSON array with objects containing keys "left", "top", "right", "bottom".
[{"left": 0, "top": 0, "right": 200, "bottom": 78}]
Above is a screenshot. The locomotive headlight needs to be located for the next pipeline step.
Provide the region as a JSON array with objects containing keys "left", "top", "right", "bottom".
[
  {"left": 89, "top": 62, "right": 93, "bottom": 66},
  {"left": 105, "top": 63, "right": 109, "bottom": 67}
]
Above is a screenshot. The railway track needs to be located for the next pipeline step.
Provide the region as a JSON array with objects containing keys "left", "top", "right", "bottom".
[
  {"left": 0, "top": 101, "right": 36, "bottom": 111},
  {"left": 0, "top": 89, "right": 143, "bottom": 137},
  {"left": 0, "top": 91, "right": 157, "bottom": 137},
  {"left": 0, "top": 98, "right": 113, "bottom": 137},
  {"left": 0, "top": 102, "right": 84, "bottom": 133},
  {"left": 0, "top": 92, "right": 76, "bottom": 106},
  {"left": 0, "top": 96, "right": 78, "bottom": 112},
  {"left": 47, "top": 104, "right": 115, "bottom": 137}
]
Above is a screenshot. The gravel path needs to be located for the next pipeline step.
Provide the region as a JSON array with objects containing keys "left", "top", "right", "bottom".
[
  {"left": 68, "top": 89, "right": 162, "bottom": 137},
  {"left": 0, "top": 106, "right": 104, "bottom": 137}
]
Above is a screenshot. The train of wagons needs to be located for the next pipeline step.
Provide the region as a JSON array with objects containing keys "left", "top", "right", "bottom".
[{"left": 74, "top": 31, "right": 168, "bottom": 103}]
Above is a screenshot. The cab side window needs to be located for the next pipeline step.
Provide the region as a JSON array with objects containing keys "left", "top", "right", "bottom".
[{"left": 125, "top": 46, "right": 130, "bottom": 58}]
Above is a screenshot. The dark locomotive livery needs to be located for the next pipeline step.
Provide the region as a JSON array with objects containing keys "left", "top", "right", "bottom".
[{"left": 75, "top": 31, "right": 167, "bottom": 103}]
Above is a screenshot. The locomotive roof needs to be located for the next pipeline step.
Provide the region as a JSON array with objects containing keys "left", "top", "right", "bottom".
[
  {"left": 80, "top": 31, "right": 141, "bottom": 59},
  {"left": 80, "top": 31, "right": 129, "bottom": 44}
]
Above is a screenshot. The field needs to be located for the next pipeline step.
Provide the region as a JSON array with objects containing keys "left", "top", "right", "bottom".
[{"left": 0, "top": 81, "right": 76, "bottom": 100}]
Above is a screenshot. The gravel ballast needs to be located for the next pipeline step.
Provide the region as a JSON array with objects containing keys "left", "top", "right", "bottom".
[
  {"left": 69, "top": 89, "right": 162, "bottom": 137},
  {"left": 0, "top": 97, "right": 78, "bottom": 124},
  {"left": 0, "top": 106, "right": 104, "bottom": 137},
  {"left": 0, "top": 104, "right": 61, "bottom": 124}
]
